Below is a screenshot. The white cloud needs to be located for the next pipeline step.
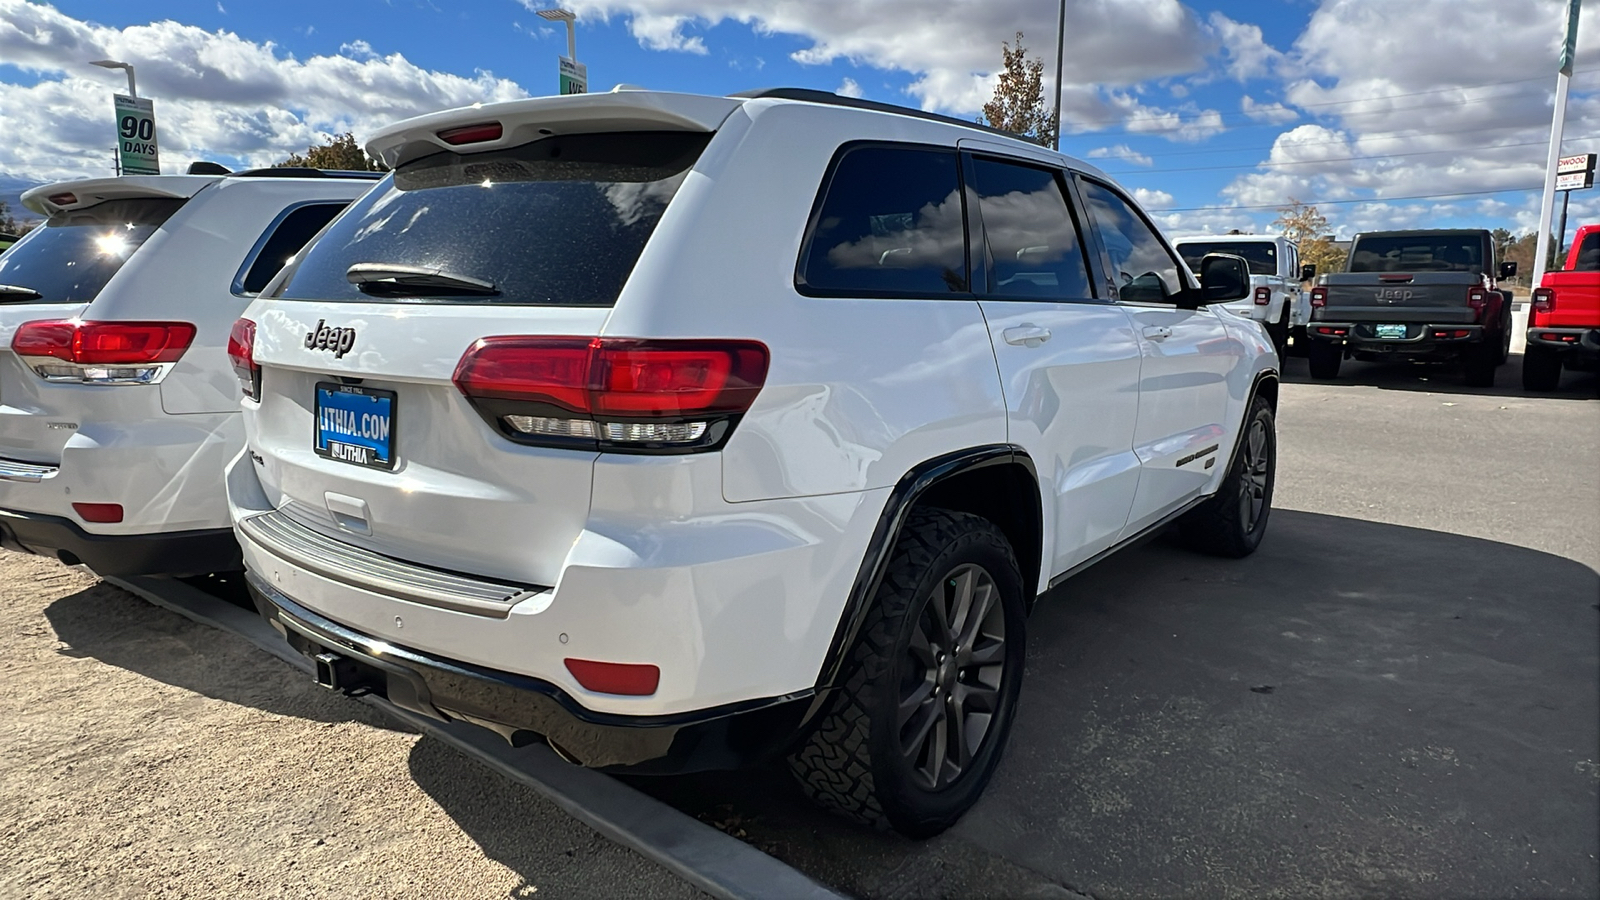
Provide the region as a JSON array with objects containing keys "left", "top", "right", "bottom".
[
  {"left": 1086, "top": 144, "right": 1154, "bottom": 167},
  {"left": 0, "top": 1, "right": 528, "bottom": 183},
  {"left": 339, "top": 39, "right": 378, "bottom": 60},
  {"left": 625, "top": 12, "right": 708, "bottom": 54},
  {"left": 1206, "top": 12, "right": 1285, "bottom": 81},
  {"left": 1132, "top": 187, "right": 1175, "bottom": 210},
  {"left": 1240, "top": 95, "right": 1297, "bottom": 124},
  {"left": 837, "top": 77, "right": 863, "bottom": 99}
]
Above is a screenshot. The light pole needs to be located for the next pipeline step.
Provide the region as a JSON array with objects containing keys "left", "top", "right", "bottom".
[
  {"left": 90, "top": 59, "right": 137, "bottom": 97},
  {"left": 537, "top": 8, "right": 577, "bottom": 63},
  {"left": 1051, "top": 0, "right": 1065, "bottom": 151}
]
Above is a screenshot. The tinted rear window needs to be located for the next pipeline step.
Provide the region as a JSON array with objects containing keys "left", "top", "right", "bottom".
[
  {"left": 0, "top": 198, "right": 184, "bottom": 305},
  {"left": 1573, "top": 231, "right": 1599, "bottom": 272},
  {"left": 236, "top": 202, "right": 348, "bottom": 294},
  {"left": 271, "top": 131, "right": 709, "bottom": 307},
  {"left": 1176, "top": 240, "right": 1277, "bottom": 276},
  {"left": 1349, "top": 235, "right": 1484, "bottom": 273}
]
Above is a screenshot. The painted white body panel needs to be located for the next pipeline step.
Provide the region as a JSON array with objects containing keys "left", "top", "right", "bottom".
[{"left": 0, "top": 174, "right": 372, "bottom": 536}]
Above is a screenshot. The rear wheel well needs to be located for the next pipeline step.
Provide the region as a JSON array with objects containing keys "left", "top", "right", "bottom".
[
  {"left": 1253, "top": 373, "right": 1279, "bottom": 412},
  {"left": 914, "top": 462, "right": 1042, "bottom": 606}
]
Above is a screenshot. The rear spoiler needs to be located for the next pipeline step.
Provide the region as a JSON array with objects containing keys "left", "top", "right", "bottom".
[
  {"left": 21, "top": 175, "right": 220, "bottom": 217},
  {"left": 365, "top": 91, "right": 744, "bottom": 169}
]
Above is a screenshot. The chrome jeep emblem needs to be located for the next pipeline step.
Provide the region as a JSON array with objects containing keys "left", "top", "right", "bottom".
[{"left": 305, "top": 319, "right": 357, "bottom": 358}]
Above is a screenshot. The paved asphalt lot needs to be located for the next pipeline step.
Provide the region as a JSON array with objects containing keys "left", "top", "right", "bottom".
[{"left": 2, "top": 346, "right": 1595, "bottom": 899}]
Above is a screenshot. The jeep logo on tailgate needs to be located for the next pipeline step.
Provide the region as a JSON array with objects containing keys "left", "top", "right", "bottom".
[
  {"left": 1375, "top": 289, "right": 1414, "bottom": 302},
  {"left": 305, "top": 319, "right": 357, "bottom": 358}
]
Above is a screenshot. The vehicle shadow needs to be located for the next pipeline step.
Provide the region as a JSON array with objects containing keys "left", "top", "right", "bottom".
[
  {"left": 628, "top": 510, "right": 1600, "bottom": 900},
  {"left": 42, "top": 579, "right": 404, "bottom": 731},
  {"left": 1281, "top": 349, "right": 1599, "bottom": 398}
]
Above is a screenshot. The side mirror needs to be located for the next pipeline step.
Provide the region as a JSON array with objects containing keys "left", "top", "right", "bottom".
[
  {"left": 1197, "top": 253, "right": 1251, "bottom": 305},
  {"left": 1498, "top": 261, "right": 1518, "bottom": 279},
  {"left": 1299, "top": 263, "right": 1317, "bottom": 281}
]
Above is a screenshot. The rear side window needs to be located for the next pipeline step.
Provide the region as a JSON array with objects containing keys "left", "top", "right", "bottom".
[
  {"left": 235, "top": 202, "right": 348, "bottom": 294},
  {"left": 969, "top": 157, "right": 1093, "bottom": 299},
  {"left": 272, "top": 131, "right": 709, "bottom": 307},
  {"left": 0, "top": 198, "right": 184, "bottom": 305},
  {"left": 798, "top": 145, "right": 968, "bottom": 296}
]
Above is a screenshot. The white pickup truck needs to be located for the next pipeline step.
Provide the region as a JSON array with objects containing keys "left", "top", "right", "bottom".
[{"left": 1174, "top": 234, "right": 1313, "bottom": 355}]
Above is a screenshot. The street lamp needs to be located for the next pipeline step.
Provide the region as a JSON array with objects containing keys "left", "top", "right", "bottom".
[
  {"left": 537, "top": 8, "right": 577, "bottom": 63},
  {"left": 1050, "top": 0, "right": 1065, "bottom": 151},
  {"left": 90, "top": 59, "right": 137, "bottom": 97}
]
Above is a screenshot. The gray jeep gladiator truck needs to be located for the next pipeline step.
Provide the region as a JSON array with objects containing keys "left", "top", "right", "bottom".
[{"left": 1304, "top": 229, "right": 1517, "bottom": 386}]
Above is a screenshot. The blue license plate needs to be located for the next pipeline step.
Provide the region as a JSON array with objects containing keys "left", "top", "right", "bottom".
[
  {"left": 1374, "top": 324, "right": 1408, "bottom": 339},
  {"left": 315, "top": 383, "right": 396, "bottom": 470}
]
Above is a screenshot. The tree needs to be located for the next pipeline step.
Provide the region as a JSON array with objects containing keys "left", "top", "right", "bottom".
[
  {"left": 276, "top": 132, "right": 388, "bottom": 172},
  {"left": 980, "top": 32, "right": 1057, "bottom": 149},
  {"left": 0, "top": 200, "right": 19, "bottom": 235},
  {"left": 1273, "top": 198, "right": 1345, "bottom": 276}
]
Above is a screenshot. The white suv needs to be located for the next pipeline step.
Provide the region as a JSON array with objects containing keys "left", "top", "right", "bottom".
[
  {"left": 0, "top": 167, "right": 378, "bottom": 576},
  {"left": 228, "top": 89, "right": 1279, "bottom": 837},
  {"left": 1174, "top": 233, "right": 1311, "bottom": 355}
]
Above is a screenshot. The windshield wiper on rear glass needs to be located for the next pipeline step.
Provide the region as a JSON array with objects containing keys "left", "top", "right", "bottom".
[
  {"left": 0, "top": 284, "right": 42, "bottom": 303},
  {"left": 345, "top": 263, "right": 498, "bottom": 297}
]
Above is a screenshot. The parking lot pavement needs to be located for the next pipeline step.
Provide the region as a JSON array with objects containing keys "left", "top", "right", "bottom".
[
  {"left": 635, "top": 351, "right": 1600, "bottom": 899},
  {"left": 0, "top": 553, "right": 705, "bottom": 900}
]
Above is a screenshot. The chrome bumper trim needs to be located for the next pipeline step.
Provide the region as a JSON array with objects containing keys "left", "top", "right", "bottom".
[
  {"left": 0, "top": 457, "right": 60, "bottom": 483},
  {"left": 238, "top": 509, "right": 547, "bottom": 618}
]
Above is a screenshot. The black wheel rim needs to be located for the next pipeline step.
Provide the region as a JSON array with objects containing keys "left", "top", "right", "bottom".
[
  {"left": 1239, "top": 418, "right": 1271, "bottom": 533},
  {"left": 897, "top": 563, "right": 1007, "bottom": 791}
]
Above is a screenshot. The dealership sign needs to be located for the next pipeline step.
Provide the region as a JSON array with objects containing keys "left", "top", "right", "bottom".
[{"left": 114, "top": 94, "right": 160, "bottom": 175}]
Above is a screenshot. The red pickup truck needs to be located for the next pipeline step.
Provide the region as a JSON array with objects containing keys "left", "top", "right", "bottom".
[{"left": 1524, "top": 223, "right": 1600, "bottom": 391}]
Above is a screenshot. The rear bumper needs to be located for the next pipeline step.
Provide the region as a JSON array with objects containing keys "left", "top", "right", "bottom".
[
  {"left": 1525, "top": 327, "right": 1600, "bottom": 359},
  {"left": 0, "top": 507, "right": 240, "bottom": 576},
  {"left": 248, "top": 572, "right": 814, "bottom": 773},
  {"left": 1304, "top": 322, "right": 1486, "bottom": 357}
]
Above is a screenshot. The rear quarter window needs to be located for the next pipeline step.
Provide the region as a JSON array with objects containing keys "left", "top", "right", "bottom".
[
  {"left": 234, "top": 202, "right": 349, "bottom": 295},
  {"left": 0, "top": 198, "right": 184, "bottom": 305},
  {"left": 1573, "top": 231, "right": 1599, "bottom": 272},
  {"left": 271, "top": 131, "right": 709, "bottom": 307}
]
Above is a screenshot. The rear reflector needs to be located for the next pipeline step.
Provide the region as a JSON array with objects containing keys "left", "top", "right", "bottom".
[
  {"left": 72, "top": 503, "right": 123, "bottom": 524},
  {"left": 438, "top": 122, "right": 504, "bottom": 145},
  {"left": 226, "top": 318, "right": 260, "bottom": 400},
  {"left": 564, "top": 658, "right": 660, "bottom": 696},
  {"left": 12, "top": 320, "right": 196, "bottom": 365}
]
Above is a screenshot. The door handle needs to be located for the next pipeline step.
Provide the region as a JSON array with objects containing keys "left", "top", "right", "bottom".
[
  {"left": 1002, "top": 324, "right": 1052, "bottom": 348},
  {"left": 1142, "top": 325, "right": 1173, "bottom": 341}
]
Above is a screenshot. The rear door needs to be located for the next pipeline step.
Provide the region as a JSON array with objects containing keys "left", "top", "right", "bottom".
[
  {"left": 0, "top": 197, "right": 185, "bottom": 464},
  {"left": 963, "top": 150, "right": 1143, "bottom": 575},
  {"left": 1077, "top": 177, "right": 1239, "bottom": 535},
  {"left": 245, "top": 131, "right": 709, "bottom": 586}
]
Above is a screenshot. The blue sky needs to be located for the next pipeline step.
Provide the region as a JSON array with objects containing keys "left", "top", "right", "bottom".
[{"left": 1, "top": 0, "right": 1597, "bottom": 239}]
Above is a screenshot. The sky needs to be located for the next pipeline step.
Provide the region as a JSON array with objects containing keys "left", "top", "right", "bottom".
[{"left": 1, "top": 0, "right": 1598, "bottom": 241}]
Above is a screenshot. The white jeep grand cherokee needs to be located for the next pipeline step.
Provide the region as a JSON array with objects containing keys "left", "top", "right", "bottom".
[
  {"left": 228, "top": 89, "right": 1278, "bottom": 837},
  {"left": 0, "top": 166, "right": 377, "bottom": 576}
]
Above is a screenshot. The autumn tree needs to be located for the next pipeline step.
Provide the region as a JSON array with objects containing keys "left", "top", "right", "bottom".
[
  {"left": 276, "top": 132, "right": 388, "bottom": 172},
  {"left": 980, "top": 32, "right": 1057, "bottom": 148},
  {"left": 1274, "top": 198, "right": 1345, "bottom": 277},
  {"left": 0, "top": 200, "right": 20, "bottom": 235}
]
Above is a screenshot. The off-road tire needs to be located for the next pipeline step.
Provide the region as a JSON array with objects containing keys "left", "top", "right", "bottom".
[
  {"left": 789, "top": 507, "right": 1026, "bottom": 838},
  {"left": 1463, "top": 340, "right": 1498, "bottom": 388},
  {"left": 1178, "top": 395, "right": 1275, "bottom": 558},
  {"left": 1308, "top": 341, "right": 1342, "bottom": 380},
  {"left": 1522, "top": 346, "right": 1562, "bottom": 392},
  {"left": 1266, "top": 309, "right": 1290, "bottom": 358},
  {"left": 1495, "top": 300, "right": 1514, "bottom": 364}
]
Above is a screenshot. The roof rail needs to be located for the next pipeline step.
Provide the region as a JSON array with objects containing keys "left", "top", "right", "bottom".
[
  {"left": 229, "top": 167, "right": 386, "bottom": 181},
  {"left": 730, "top": 88, "right": 1044, "bottom": 146}
]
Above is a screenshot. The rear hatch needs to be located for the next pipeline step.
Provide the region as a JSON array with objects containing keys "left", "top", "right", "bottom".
[
  {"left": 0, "top": 184, "right": 198, "bottom": 464},
  {"left": 245, "top": 100, "right": 732, "bottom": 586},
  {"left": 1322, "top": 232, "right": 1489, "bottom": 324}
]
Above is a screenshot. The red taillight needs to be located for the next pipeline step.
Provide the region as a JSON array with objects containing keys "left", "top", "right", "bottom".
[
  {"left": 564, "top": 658, "right": 660, "bottom": 696},
  {"left": 12, "top": 320, "right": 196, "bottom": 364},
  {"left": 1466, "top": 287, "right": 1489, "bottom": 318},
  {"left": 438, "top": 122, "right": 504, "bottom": 145},
  {"left": 1311, "top": 287, "right": 1328, "bottom": 308},
  {"left": 1532, "top": 287, "right": 1556, "bottom": 314},
  {"left": 1253, "top": 286, "right": 1271, "bottom": 306},
  {"left": 72, "top": 502, "right": 123, "bottom": 524},
  {"left": 453, "top": 337, "right": 770, "bottom": 450},
  {"left": 227, "top": 318, "right": 261, "bottom": 401}
]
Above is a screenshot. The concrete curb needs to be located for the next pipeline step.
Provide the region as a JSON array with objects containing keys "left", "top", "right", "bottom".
[{"left": 110, "top": 575, "right": 848, "bottom": 900}]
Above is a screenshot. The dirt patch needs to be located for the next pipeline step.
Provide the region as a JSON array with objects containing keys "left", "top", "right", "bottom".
[{"left": 0, "top": 551, "right": 700, "bottom": 900}]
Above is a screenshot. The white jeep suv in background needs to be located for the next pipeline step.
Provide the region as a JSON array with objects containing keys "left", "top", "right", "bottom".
[
  {"left": 0, "top": 167, "right": 378, "bottom": 576},
  {"left": 1174, "top": 233, "right": 1311, "bottom": 356},
  {"left": 227, "top": 89, "right": 1279, "bottom": 837}
]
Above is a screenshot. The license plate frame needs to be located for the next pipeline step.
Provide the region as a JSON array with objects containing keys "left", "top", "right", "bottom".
[
  {"left": 1373, "top": 323, "right": 1409, "bottom": 340},
  {"left": 314, "top": 382, "right": 397, "bottom": 471}
]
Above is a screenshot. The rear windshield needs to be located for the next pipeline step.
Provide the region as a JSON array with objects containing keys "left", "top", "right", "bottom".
[
  {"left": 1349, "top": 235, "right": 1484, "bottom": 273},
  {"left": 1573, "top": 231, "right": 1599, "bottom": 272},
  {"left": 271, "top": 131, "right": 710, "bottom": 307},
  {"left": 0, "top": 198, "right": 184, "bottom": 305},
  {"left": 1176, "top": 240, "right": 1276, "bottom": 276}
]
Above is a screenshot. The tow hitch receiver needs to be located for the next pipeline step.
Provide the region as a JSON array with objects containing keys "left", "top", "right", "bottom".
[{"left": 312, "top": 649, "right": 379, "bottom": 695}]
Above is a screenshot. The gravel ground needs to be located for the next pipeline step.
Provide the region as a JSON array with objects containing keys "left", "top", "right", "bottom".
[{"left": 0, "top": 552, "right": 702, "bottom": 900}]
